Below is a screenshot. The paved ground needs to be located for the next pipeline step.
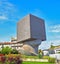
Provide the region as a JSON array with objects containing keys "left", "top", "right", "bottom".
[{"left": 23, "top": 59, "right": 48, "bottom": 62}]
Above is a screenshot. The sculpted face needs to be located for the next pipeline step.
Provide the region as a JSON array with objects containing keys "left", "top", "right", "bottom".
[{"left": 17, "top": 14, "right": 46, "bottom": 55}]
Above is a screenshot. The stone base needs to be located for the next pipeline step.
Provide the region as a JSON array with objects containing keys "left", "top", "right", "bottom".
[{"left": 23, "top": 39, "right": 41, "bottom": 54}]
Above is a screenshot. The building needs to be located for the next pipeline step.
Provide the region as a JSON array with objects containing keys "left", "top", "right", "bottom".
[
  {"left": 48, "top": 45, "right": 60, "bottom": 54},
  {"left": 54, "top": 45, "right": 60, "bottom": 54},
  {"left": 17, "top": 14, "right": 46, "bottom": 54},
  {"left": 43, "top": 45, "right": 60, "bottom": 60},
  {"left": 0, "top": 42, "right": 22, "bottom": 50},
  {"left": 43, "top": 49, "right": 49, "bottom": 56},
  {"left": 49, "top": 45, "right": 60, "bottom": 60},
  {"left": 0, "top": 14, "right": 46, "bottom": 55}
]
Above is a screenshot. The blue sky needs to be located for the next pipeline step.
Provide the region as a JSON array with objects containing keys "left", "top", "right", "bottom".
[{"left": 0, "top": 0, "right": 60, "bottom": 49}]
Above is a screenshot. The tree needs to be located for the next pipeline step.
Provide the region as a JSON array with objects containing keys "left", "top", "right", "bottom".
[
  {"left": 1, "top": 46, "right": 12, "bottom": 54},
  {"left": 50, "top": 43, "right": 55, "bottom": 49}
]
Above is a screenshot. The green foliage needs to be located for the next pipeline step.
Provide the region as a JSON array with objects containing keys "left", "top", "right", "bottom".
[
  {"left": 0, "top": 46, "right": 19, "bottom": 54},
  {"left": 23, "top": 61, "right": 55, "bottom": 64},
  {"left": 11, "top": 49, "right": 18, "bottom": 54},
  {"left": 21, "top": 55, "right": 38, "bottom": 59},
  {"left": 43, "top": 56, "right": 50, "bottom": 59},
  {"left": 50, "top": 43, "right": 55, "bottom": 49},
  {"left": 58, "top": 52, "right": 60, "bottom": 53},
  {"left": 0, "top": 50, "right": 2, "bottom": 53},
  {"left": 48, "top": 57, "right": 56, "bottom": 63},
  {"left": 1, "top": 46, "right": 12, "bottom": 54},
  {"left": 43, "top": 56, "right": 56, "bottom": 63},
  {"left": 50, "top": 45, "right": 55, "bottom": 49},
  {"left": 38, "top": 49, "right": 43, "bottom": 58},
  {"left": 38, "top": 53, "right": 43, "bottom": 59}
]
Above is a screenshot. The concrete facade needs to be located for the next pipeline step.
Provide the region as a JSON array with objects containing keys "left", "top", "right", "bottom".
[
  {"left": 17, "top": 14, "right": 46, "bottom": 54},
  {"left": 17, "top": 15, "right": 31, "bottom": 42}
]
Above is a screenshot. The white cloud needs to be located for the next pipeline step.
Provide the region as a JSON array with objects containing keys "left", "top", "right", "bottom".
[
  {"left": 49, "top": 24, "right": 60, "bottom": 33},
  {"left": 50, "top": 29, "right": 60, "bottom": 32},
  {"left": 0, "top": 0, "right": 19, "bottom": 23},
  {"left": 49, "top": 40, "right": 60, "bottom": 46},
  {"left": 0, "top": 16, "right": 8, "bottom": 20},
  {"left": 39, "top": 40, "right": 60, "bottom": 50},
  {"left": 50, "top": 25, "right": 60, "bottom": 29}
]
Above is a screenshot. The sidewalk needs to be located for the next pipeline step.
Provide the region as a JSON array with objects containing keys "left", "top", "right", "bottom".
[{"left": 23, "top": 58, "right": 48, "bottom": 62}]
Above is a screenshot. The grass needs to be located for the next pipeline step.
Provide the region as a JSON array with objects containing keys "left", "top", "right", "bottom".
[
  {"left": 23, "top": 61, "right": 55, "bottom": 64},
  {"left": 21, "top": 55, "right": 38, "bottom": 59}
]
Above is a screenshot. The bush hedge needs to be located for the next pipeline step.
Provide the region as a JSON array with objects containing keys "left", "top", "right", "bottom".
[
  {"left": 48, "top": 57, "right": 56, "bottom": 63},
  {"left": 0, "top": 54, "right": 22, "bottom": 64}
]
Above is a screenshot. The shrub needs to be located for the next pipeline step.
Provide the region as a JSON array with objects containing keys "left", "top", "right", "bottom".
[
  {"left": 0, "top": 56, "right": 6, "bottom": 63},
  {"left": 1, "top": 46, "right": 12, "bottom": 54},
  {"left": 43, "top": 56, "right": 50, "bottom": 59},
  {"left": 0, "top": 54, "right": 22, "bottom": 64},
  {"left": 48, "top": 57, "right": 56, "bottom": 63},
  {"left": 0, "top": 54, "right": 6, "bottom": 63},
  {"left": 38, "top": 53, "right": 43, "bottom": 59},
  {"left": 0, "top": 54, "right": 4, "bottom": 56},
  {"left": 11, "top": 49, "right": 18, "bottom": 54},
  {"left": 43, "top": 56, "right": 56, "bottom": 63},
  {"left": 0, "top": 50, "right": 2, "bottom": 54},
  {"left": 6, "top": 54, "right": 21, "bottom": 58},
  {"left": 38, "top": 49, "right": 43, "bottom": 59},
  {"left": 7, "top": 55, "right": 22, "bottom": 64}
]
